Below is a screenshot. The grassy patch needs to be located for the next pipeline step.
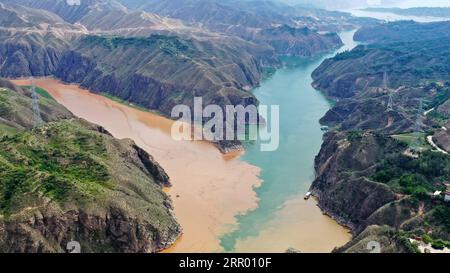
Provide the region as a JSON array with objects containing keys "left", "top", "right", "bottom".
[
  {"left": 83, "top": 34, "right": 194, "bottom": 57},
  {"left": 391, "top": 132, "right": 428, "bottom": 148},
  {"left": 0, "top": 120, "right": 112, "bottom": 216},
  {"left": 0, "top": 123, "right": 18, "bottom": 136},
  {"left": 422, "top": 233, "right": 450, "bottom": 250},
  {"left": 20, "top": 86, "right": 54, "bottom": 100},
  {"left": 0, "top": 94, "right": 12, "bottom": 118}
]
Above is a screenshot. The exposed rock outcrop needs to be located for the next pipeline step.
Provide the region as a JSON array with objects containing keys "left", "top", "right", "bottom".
[
  {"left": 311, "top": 132, "right": 398, "bottom": 231},
  {"left": 0, "top": 80, "right": 181, "bottom": 253},
  {"left": 311, "top": 22, "right": 450, "bottom": 251}
]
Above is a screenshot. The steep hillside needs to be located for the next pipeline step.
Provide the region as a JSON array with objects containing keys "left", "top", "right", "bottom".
[
  {"left": 256, "top": 25, "right": 342, "bottom": 57},
  {"left": 0, "top": 30, "right": 69, "bottom": 78},
  {"left": 3, "top": 0, "right": 127, "bottom": 24},
  {"left": 354, "top": 21, "right": 450, "bottom": 44},
  {"left": 0, "top": 1, "right": 277, "bottom": 120},
  {"left": 54, "top": 34, "right": 262, "bottom": 117},
  {"left": 311, "top": 22, "right": 450, "bottom": 252},
  {"left": 0, "top": 2, "right": 85, "bottom": 78},
  {"left": 118, "top": 0, "right": 345, "bottom": 56},
  {"left": 0, "top": 82, "right": 72, "bottom": 130},
  {"left": 0, "top": 2, "right": 71, "bottom": 28},
  {"left": 0, "top": 80, "right": 181, "bottom": 252},
  {"left": 120, "top": 0, "right": 288, "bottom": 29},
  {"left": 312, "top": 130, "right": 450, "bottom": 252},
  {"left": 312, "top": 38, "right": 450, "bottom": 100},
  {"left": 2, "top": 0, "right": 198, "bottom": 35},
  {"left": 335, "top": 225, "right": 417, "bottom": 253}
]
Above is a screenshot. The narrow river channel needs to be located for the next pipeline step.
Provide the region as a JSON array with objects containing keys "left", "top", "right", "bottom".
[{"left": 12, "top": 30, "right": 357, "bottom": 253}]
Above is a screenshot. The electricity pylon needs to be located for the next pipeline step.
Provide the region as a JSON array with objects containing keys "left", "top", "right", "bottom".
[{"left": 30, "top": 77, "right": 43, "bottom": 128}]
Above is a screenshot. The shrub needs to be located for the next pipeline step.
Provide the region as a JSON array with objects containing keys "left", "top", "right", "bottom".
[
  {"left": 422, "top": 234, "right": 433, "bottom": 244},
  {"left": 431, "top": 239, "right": 446, "bottom": 250}
]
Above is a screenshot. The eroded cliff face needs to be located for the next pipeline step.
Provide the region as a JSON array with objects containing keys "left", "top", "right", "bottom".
[
  {"left": 0, "top": 119, "right": 181, "bottom": 253},
  {"left": 0, "top": 31, "right": 67, "bottom": 78},
  {"left": 0, "top": 1, "right": 345, "bottom": 155},
  {"left": 256, "top": 26, "right": 343, "bottom": 57},
  {"left": 309, "top": 34, "right": 449, "bottom": 244},
  {"left": 0, "top": 1, "right": 270, "bottom": 119},
  {"left": 311, "top": 126, "right": 450, "bottom": 252},
  {"left": 0, "top": 81, "right": 181, "bottom": 253},
  {"left": 0, "top": 204, "right": 180, "bottom": 253},
  {"left": 311, "top": 132, "right": 398, "bottom": 231},
  {"left": 53, "top": 35, "right": 263, "bottom": 117}
]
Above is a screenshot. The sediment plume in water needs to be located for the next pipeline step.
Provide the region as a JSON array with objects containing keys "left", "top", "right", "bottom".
[{"left": 12, "top": 78, "right": 351, "bottom": 253}]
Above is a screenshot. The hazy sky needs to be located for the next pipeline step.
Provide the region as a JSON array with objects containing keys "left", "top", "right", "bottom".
[
  {"left": 278, "top": 0, "right": 450, "bottom": 9},
  {"left": 396, "top": 0, "right": 450, "bottom": 8}
]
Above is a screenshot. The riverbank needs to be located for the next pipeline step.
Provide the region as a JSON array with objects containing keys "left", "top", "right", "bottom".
[
  {"left": 12, "top": 33, "right": 359, "bottom": 252},
  {"left": 12, "top": 76, "right": 352, "bottom": 252},
  {"left": 219, "top": 30, "right": 358, "bottom": 252},
  {"left": 12, "top": 78, "right": 262, "bottom": 253}
]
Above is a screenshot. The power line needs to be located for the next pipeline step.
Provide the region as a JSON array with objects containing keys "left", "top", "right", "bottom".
[
  {"left": 384, "top": 69, "right": 394, "bottom": 112},
  {"left": 30, "top": 77, "right": 43, "bottom": 128}
]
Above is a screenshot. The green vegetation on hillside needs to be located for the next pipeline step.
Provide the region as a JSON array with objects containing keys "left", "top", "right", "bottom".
[
  {"left": 0, "top": 120, "right": 112, "bottom": 216},
  {"left": 0, "top": 90, "right": 12, "bottom": 118},
  {"left": 372, "top": 151, "right": 450, "bottom": 196},
  {"left": 21, "top": 86, "right": 54, "bottom": 100},
  {"left": 333, "top": 47, "right": 367, "bottom": 61},
  {"left": 313, "top": 37, "right": 450, "bottom": 100},
  {"left": 0, "top": 81, "right": 180, "bottom": 252},
  {"left": 391, "top": 133, "right": 427, "bottom": 149},
  {"left": 82, "top": 34, "right": 193, "bottom": 57},
  {"left": 354, "top": 21, "right": 450, "bottom": 45},
  {"left": 312, "top": 21, "right": 450, "bottom": 252}
]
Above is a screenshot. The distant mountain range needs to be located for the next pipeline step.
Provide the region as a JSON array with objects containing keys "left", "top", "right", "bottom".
[
  {"left": 111, "top": 0, "right": 348, "bottom": 57},
  {"left": 354, "top": 20, "right": 450, "bottom": 44},
  {"left": 0, "top": 1, "right": 272, "bottom": 118},
  {"left": 0, "top": 0, "right": 378, "bottom": 152},
  {"left": 363, "top": 7, "right": 450, "bottom": 18}
]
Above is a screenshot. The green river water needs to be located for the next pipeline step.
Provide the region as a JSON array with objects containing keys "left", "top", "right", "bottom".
[{"left": 221, "top": 30, "right": 359, "bottom": 252}]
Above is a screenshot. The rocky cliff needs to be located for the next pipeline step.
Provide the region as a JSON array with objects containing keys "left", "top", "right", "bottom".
[
  {"left": 54, "top": 34, "right": 262, "bottom": 117},
  {"left": 0, "top": 80, "right": 181, "bottom": 252},
  {"left": 312, "top": 130, "right": 450, "bottom": 252},
  {"left": 0, "top": 2, "right": 83, "bottom": 78},
  {"left": 311, "top": 132, "right": 399, "bottom": 231},
  {"left": 0, "top": 0, "right": 347, "bottom": 149},
  {"left": 311, "top": 21, "right": 450, "bottom": 252}
]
